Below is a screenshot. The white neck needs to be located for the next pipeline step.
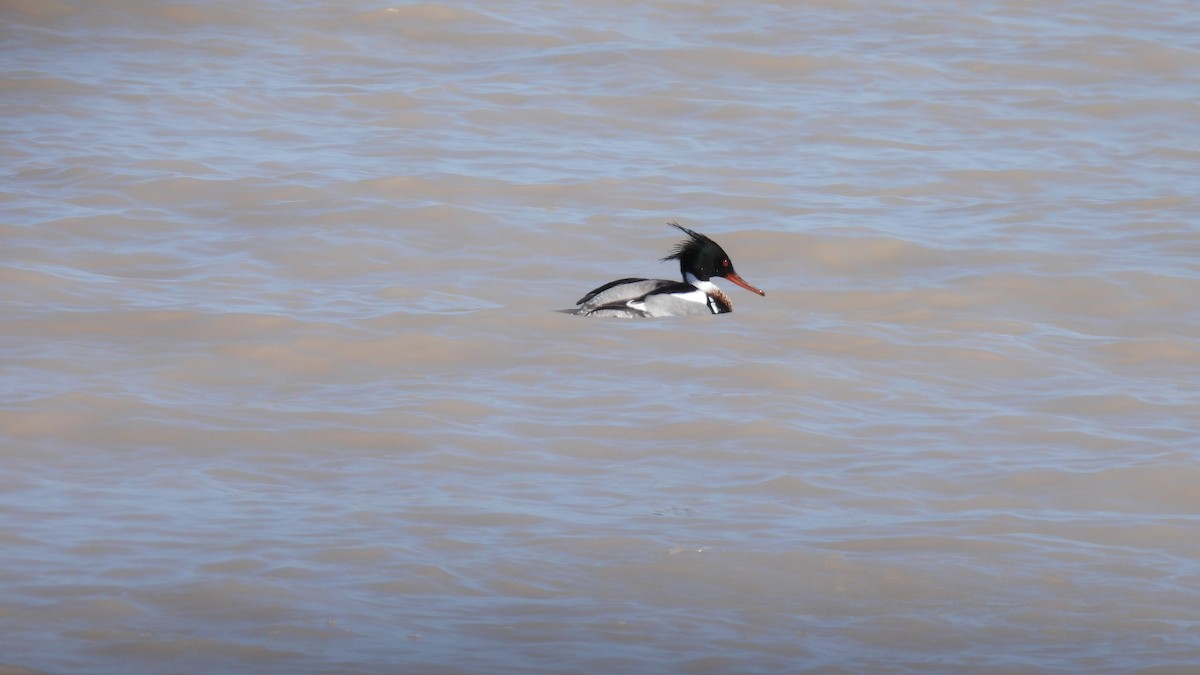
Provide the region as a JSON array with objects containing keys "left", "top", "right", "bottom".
[{"left": 684, "top": 272, "right": 717, "bottom": 293}]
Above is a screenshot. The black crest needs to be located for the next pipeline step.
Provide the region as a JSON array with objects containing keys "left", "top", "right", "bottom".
[{"left": 661, "top": 222, "right": 717, "bottom": 262}]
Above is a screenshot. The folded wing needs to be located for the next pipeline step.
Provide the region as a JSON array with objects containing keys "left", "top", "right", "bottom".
[{"left": 572, "top": 279, "right": 714, "bottom": 318}]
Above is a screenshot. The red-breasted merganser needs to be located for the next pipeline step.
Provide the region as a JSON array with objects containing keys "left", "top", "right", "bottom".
[{"left": 568, "top": 223, "right": 765, "bottom": 318}]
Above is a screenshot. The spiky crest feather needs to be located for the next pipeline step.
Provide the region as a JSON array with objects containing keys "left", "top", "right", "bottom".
[{"left": 660, "top": 222, "right": 715, "bottom": 262}]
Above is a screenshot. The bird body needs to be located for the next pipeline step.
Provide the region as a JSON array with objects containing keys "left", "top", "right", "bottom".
[{"left": 568, "top": 223, "right": 764, "bottom": 318}]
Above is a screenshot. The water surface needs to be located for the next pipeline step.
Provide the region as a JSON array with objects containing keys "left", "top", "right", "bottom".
[{"left": 3, "top": 0, "right": 1199, "bottom": 672}]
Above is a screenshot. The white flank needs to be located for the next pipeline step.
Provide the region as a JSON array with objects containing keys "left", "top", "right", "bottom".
[{"left": 672, "top": 289, "right": 709, "bottom": 305}]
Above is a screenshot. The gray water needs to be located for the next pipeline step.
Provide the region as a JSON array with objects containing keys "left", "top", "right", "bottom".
[{"left": 3, "top": 1, "right": 1199, "bottom": 672}]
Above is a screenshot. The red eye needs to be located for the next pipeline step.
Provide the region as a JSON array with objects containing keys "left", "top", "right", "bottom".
[{"left": 722, "top": 259, "right": 730, "bottom": 267}]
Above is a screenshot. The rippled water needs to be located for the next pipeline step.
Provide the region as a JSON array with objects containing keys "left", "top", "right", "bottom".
[{"left": 3, "top": 0, "right": 1199, "bottom": 672}]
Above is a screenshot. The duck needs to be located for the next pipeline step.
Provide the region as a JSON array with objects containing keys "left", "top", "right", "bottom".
[{"left": 568, "top": 223, "right": 765, "bottom": 318}]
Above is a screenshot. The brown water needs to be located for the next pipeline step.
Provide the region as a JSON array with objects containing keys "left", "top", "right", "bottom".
[{"left": 3, "top": 1, "right": 1199, "bottom": 672}]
